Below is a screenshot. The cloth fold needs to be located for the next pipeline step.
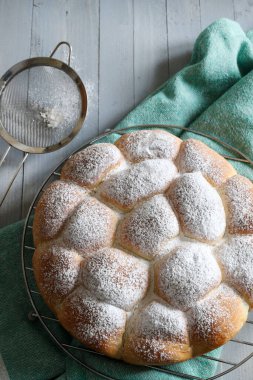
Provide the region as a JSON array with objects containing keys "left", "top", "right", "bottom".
[
  {"left": 117, "top": 18, "right": 253, "bottom": 135},
  {"left": 1, "top": 17, "right": 253, "bottom": 380}
]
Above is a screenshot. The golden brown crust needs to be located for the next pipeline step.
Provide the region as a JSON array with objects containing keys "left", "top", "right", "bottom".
[
  {"left": 33, "top": 180, "right": 87, "bottom": 247},
  {"left": 122, "top": 301, "right": 191, "bottom": 365},
  {"left": 177, "top": 139, "right": 236, "bottom": 186},
  {"left": 188, "top": 285, "right": 248, "bottom": 356},
  {"left": 61, "top": 143, "right": 124, "bottom": 189},
  {"left": 62, "top": 196, "right": 119, "bottom": 255},
  {"left": 215, "top": 235, "right": 253, "bottom": 308},
  {"left": 33, "top": 244, "right": 83, "bottom": 313},
  {"left": 81, "top": 248, "right": 149, "bottom": 311},
  {"left": 220, "top": 174, "right": 253, "bottom": 234},
  {"left": 123, "top": 338, "right": 192, "bottom": 365},
  {"left": 117, "top": 195, "right": 179, "bottom": 260},
  {"left": 57, "top": 287, "right": 126, "bottom": 358}
]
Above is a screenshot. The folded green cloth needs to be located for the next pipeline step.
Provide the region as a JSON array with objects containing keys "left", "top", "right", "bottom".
[{"left": 1, "top": 18, "right": 253, "bottom": 380}]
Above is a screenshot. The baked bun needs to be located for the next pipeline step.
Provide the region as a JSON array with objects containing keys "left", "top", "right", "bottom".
[
  {"left": 216, "top": 235, "right": 253, "bottom": 307},
  {"left": 61, "top": 143, "right": 124, "bottom": 188},
  {"left": 33, "top": 243, "right": 83, "bottom": 313},
  {"left": 33, "top": 130, "right": 252, "bottom": 365},
  {"left": 220, "top": 174, "right": 253, "bottom": 234},
  {"left": 188, "top": 284, "right": 248, "bottom": 356},
  {"left": 100, "top": 159, "right": 177, "bottom": 211},
  {"left": 81, "top": 248, "right": 149, "bottom": 311},
  {"left": 117, "top": 194, "right": 179, "bottom": 260},
  {"left": 57, "top": 286, "right": 126, "bottom": 357},
  {"left": 122, "top": 301, "right": 191, "bottom": 365},
  {"left": 154, "top": 243, "right": 222, "bottom": 311},
  {"left": 115, "top": 129, "right": 181, "bottom": 162},
  {"left": 176, "top": 139, "right": 236, "bottom": 186},
  {"left": 33, "top": 180, "right": 87, "bottom": 246},
  {"left": 62, "top": 196, "right": 118, "bottom": 255},
  {"left": 167, "top": 172, "right": 226, "bottom": 242}
]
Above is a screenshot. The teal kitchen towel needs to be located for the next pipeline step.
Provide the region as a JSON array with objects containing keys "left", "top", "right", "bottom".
[
  {"left": 1, "top": 18, "right": 253, "bottom": 380},
  {"left": 0, "top": 220, "right": 222, "bottom": 380},
  {"left": 116, "top": 18, "right": 253, "bottom": 136}
]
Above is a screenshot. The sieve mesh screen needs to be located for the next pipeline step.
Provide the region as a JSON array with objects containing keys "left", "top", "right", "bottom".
[{"left": 0, "top": 65, "right": 81, "bottom": 148}]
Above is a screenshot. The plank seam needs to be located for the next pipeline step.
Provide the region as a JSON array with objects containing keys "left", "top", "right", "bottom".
[
  {"left": 132, "top": 0, "right": 136, "bottom": 107},
  {"left": 21, "top": 0, "right": 35, "bottom": 219},
  {"left": 98, "top": 0, "right": 101, "bottom": 132},
  {"left": 165, "top": 0, "right": 170, "bottom": 77}
]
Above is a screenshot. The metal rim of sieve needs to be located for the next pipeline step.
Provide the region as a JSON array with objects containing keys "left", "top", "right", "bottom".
[
  {"left": 0, "top": 42, "right": 87, "bottom": 154},
  {"left": 0, "top": 41, "right": 88, "bottom": 208}
]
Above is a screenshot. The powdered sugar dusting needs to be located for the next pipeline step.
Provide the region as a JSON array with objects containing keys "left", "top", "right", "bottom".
[
  {"left": 34, "top": 180, "right": 87, "bottom": 243},
  {"left": 124, "top": 301, "right": 190, "bottom": 363},
  {"left": 82, "top": 248, "right": 149, "bottom": 311},
  {"left": 216, "top": 235, "right": 253, "bottom": 306},
  {"left": 188, "top": 284, "right": 247, "bottom": 342},
  {"left": 61, "top": 143, "right": 124, "bottom": 188},
  {"left": 128, "top": 337, "right": 190, "bottom": 363},
  {"left": 118, "top": 195, "right": 179, "bottom": 260},
  {"left": 32, "top": 129, "right": 253, "bottom": 364},
  {"left": 100, "top": 159, "right": 177, "bottom": 210},
  {"left": 177, "top": 139, "right": 235, "bottom": 186},
  {"left": 63, "top": 196, "right": 118, "bottom": 255},
  {"left": 221, "top": 174, "right": 253, "bottom": 234},
  {"left": 116, "top": 130, "right": 181, "bottom": 162},
  {"left": 156, "top": 243, "right": 222, "bottom": 311},
  {"left": 61, "top": 286, "right": 126, "bottom": 344},
  {"left": 132, "top": 301, "right": 188, "bottom": 342},
  {"left": 34, "top": 244, "right": 82, "bottom": 304},
  {"left": 168, "top": 172, "right": 226, "bottom": 242}
]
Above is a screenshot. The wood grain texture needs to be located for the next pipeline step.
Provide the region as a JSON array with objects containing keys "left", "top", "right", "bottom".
[
  {"left": 0, "top": 2, "right": 253, "bottom": 377},
  {"left": 133, "top": 0, "right": 169, "bottom": 104},
  {"left": 234, "top": 0, "right": 253, "bottom": 31},
  {"left": 21, "top": 0, "right": 99, "bottom": 217},
  {"left": 0, "top": 0, "right": 33, "bottom": 226},
  {"left": 166, "top": 0, "right": 201, "bottom": 76},
  {"left": 99, "top": 0, "right": 134, "bottom": 132},
  {"left": 200, "top": 0, "right": 235, "bottom": 29}
]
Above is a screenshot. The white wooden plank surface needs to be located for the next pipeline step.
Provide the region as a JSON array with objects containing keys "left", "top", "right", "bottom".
[
  {"left": 99, "top": 0, "right": 134, "bottom": 131},
  {"left": 0, "top": 1, "right": 253, "bottom": 379},
  {"left": 0, "top": 0, "right": 33, "bottom": 226},
  {"left": 134, "top": 0, "right": 169, "bottom": 104},
  {"left": 167, "top": 0, "right": 201, "bottom": 76},
  {"left": 234, "top": 0, "right": 253, "bottom": 31},
  {"left": 200, "top": 0, "right": 235, "bottom": 29},
  {"left": 22, "top": 0, "right": 99, "bottom": 216}
]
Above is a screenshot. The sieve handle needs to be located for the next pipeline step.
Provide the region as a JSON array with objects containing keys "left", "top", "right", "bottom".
[
  {"left": 49, "top": 41, "right": 72, "bottom": 66},
  {"left": 0, "top": 146, "right": 11, "bottom": 168},
  {"left": 0, "top": 149, "right": 29, "bottom": 208}
]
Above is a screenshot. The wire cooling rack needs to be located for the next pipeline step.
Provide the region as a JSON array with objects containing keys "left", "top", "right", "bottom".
[{"left": 21, "top": 125, "right": 253, "bottom": 380}]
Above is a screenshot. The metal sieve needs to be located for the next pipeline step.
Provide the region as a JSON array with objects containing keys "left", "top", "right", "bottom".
[{"left": 0, "top": 41, "right": 87, "bottom": 207}]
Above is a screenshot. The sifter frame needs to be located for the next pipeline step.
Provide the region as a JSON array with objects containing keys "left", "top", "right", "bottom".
[
  {"left": 0, "top": 55, "right": 87, "bottom": 154},
  {"left": 0, "top": 41, "right": 88, "bottom": 208},
  {"left": 21, "top": 125, "right": 253, "bottom": 380}
]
